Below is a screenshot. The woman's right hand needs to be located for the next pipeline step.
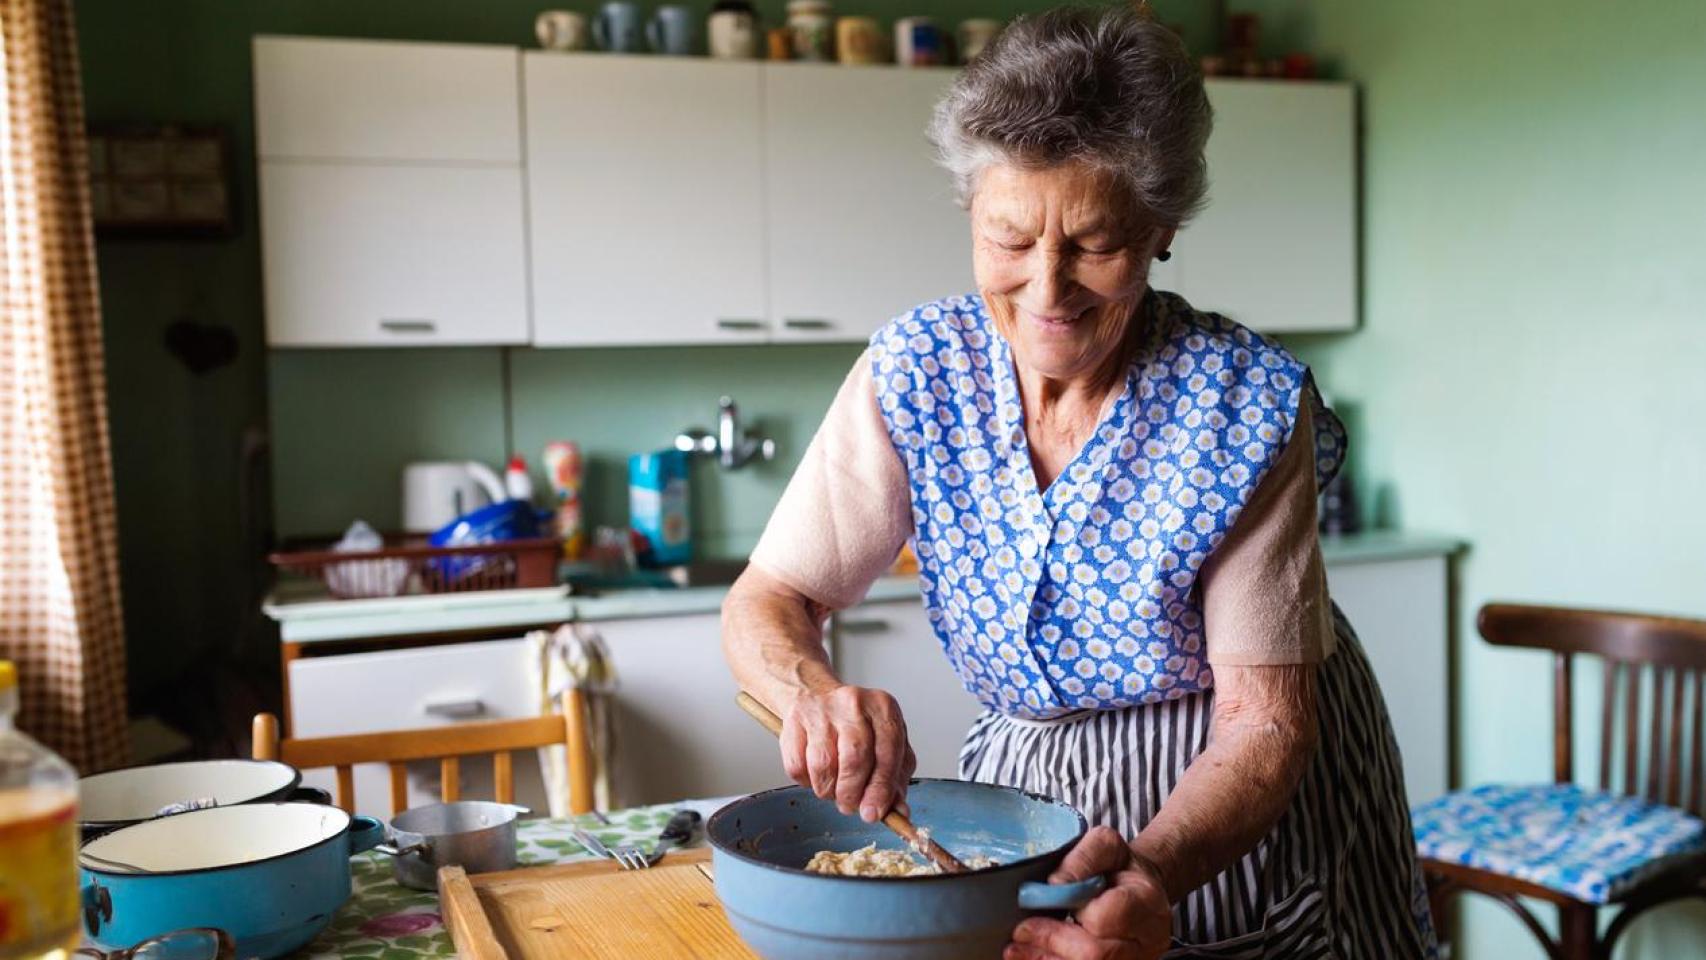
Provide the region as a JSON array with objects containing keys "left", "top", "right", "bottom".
[{"left": 780, "top": 684, "right": 917, "bottom": 822}]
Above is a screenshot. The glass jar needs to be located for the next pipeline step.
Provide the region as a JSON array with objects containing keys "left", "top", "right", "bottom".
[
  {"left": 786, "top": 0, "right": 834, "bottom": 61},
  {"left": 0, "top": 661, "right": 81, "bottom": 960}
]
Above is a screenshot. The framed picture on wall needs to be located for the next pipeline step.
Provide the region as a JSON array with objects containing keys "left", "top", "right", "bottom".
[{"left": 88, "top": 123, "right": 235, "bottom": 238}]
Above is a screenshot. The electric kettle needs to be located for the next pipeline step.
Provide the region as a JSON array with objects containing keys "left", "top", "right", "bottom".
[{"left": 400, "top": 461, "right": 507, "bottom": 534}]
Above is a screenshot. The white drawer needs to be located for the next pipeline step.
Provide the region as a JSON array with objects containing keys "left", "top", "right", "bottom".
[{"left": 289, "top": 637, "right": 551, "bottom": 817}]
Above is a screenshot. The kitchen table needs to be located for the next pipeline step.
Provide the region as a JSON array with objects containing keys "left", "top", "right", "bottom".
[{"left": 303, "top": 797, "right": 732, "bottom": 960}]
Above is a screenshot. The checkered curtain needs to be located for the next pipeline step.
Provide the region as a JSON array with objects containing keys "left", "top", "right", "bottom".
[{"left": 0, "top": 0, "right": 128, "bottom": 772}]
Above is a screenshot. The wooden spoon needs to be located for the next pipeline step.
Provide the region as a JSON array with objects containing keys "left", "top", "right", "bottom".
[{"left": 735, "top": 691, "right": 968, "bottom": 874}]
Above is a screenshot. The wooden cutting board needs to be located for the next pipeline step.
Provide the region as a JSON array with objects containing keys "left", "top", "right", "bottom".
[{"left": 438, "top": 849, "right": 759, "bottom": 960}]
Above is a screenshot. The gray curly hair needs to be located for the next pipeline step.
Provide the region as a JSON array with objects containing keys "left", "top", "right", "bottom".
[{"left": 927, "top": 4, "right": 1213, "bottom": 227}]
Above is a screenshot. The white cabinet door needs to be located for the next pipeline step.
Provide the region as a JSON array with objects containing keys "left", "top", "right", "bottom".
[
  {"left": 594, "top": 613, "right": 789, "bottom": 804},
  {"left": 289, "top": 637, "right": 550, "bottom": 817},
  {"left": 832, "top": 599, "right": 983, "bottom": 780},
  {"left": 1324, "top": 555, "right": 1450, "bottom": 808},
  {"left": 254, "top": 36, "right": 521, "bottom": 163},
  {"left": 763, "top": 65, "right": 974, "bottom": 343},
  {"left": 1169, "top": 80, "right": 1356, "bottom": 333},
  {"left": 525, "top": 55, "right": 769, "bottom": 346},
  {"left": 260, "top": 162, "right": 530, "bottom": 346}
]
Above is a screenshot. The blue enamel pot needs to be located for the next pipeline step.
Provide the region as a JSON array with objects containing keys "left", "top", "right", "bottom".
[
  {"left": 707, "top": 779, "right": 1105, "bottom": 959},
  {"left": 78, "top": 802, "right": 384, "bottom": 959},
  {"left": 77, "top": 759, "right": 330, "bottom": 842}
]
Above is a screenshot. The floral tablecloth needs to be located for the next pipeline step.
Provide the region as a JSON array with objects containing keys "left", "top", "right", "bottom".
[{"left": 303, "top": 798, "right": 731, "bottom": 960}]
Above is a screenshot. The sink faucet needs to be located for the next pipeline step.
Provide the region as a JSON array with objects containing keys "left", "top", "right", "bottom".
[{"left": 675, "top": 396, "right": 777, "bottom": 470}]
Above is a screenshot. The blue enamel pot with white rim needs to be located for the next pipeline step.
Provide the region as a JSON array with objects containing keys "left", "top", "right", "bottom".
[
  {"left": 79, "top": 802, "right": 384, "bottom": 960},
  {"left": 77, "top": 759, "right": 330, "bottom": 841},
  {"left": 707, "top": 778, "right": 1106, "bottom": 959}
]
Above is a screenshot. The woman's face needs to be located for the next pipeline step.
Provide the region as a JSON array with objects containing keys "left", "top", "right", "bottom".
[{"left": 971, "top": 162, "right": 1174, "bottom": 383}]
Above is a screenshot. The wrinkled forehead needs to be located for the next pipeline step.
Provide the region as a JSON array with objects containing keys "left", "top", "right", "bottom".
[{"left": 970, "top": 161, "right": 1143, "bottom": 235}]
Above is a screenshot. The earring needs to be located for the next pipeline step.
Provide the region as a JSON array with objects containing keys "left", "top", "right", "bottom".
[{"left": 1156, "top": 250, "right": 1172, "bottom": 262}]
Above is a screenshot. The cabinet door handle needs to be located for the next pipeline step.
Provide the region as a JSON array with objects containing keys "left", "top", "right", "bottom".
[
  {"left": 837, "top": 618, "right": 890, "bottom": 635},
  {"left": 783, "top": 318, "right": 834, "bottom": 331},
  {"left": 380, "top": 318, "right": 438, "bottom": 333},
  {"left": 423, "top": 698, "right": 486, "bottom": 720},
  {"left": 715, "top": 318, "right": 766, "bottom": 332}
]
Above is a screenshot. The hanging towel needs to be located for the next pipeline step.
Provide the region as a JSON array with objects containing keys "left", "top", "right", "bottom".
[{"left": 528, "top": 622, "right": 619, "bottom": 815}]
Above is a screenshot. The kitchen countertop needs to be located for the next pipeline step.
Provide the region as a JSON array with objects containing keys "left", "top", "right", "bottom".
[{"left": 264, "top": 529, "right": 1463, "bottom": 645}]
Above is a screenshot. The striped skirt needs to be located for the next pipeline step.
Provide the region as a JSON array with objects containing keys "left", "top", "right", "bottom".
[{"left": 958, "top": 606, "right": 1439, "bottom": 959}]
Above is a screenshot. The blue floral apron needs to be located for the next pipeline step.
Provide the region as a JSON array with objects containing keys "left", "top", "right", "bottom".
[{"left": 869, "top": 290, "right": 1345, "bottom": 719}]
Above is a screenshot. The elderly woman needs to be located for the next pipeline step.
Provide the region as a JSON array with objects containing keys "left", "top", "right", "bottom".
[{"left": 722, "top": 6, "right": 1435, "bottom": 958}]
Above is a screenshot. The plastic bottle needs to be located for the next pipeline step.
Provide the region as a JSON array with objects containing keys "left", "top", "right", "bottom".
[
  {"left": 543, "top": 442, "right": 585, "bottom": 561},
  {"left": 0, "top": 661, "right": 80, "bottom": 960},
  {"left": 503, "top": 455, "right": 534, "bottom": 503}
]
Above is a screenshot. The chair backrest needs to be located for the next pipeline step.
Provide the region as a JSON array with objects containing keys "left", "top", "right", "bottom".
[
  {"left": 253, "top": 689, "right": 594, "bottom": 816},
  {"left": 1479, "top": 603, "right": 1706, "bottom": 816}
]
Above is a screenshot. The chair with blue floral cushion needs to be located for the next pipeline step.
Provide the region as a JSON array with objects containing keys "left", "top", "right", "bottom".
[{"left": 1415, "top": 604, "right": 1706, "bottom": 960}]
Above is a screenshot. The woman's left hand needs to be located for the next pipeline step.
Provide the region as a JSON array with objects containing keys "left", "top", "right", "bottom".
[{"left": 1004, "top": 826, "right": 1172, "bottom": 960}]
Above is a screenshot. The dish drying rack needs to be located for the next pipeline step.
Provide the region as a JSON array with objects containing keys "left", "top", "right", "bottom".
[{"left": 268, "top": 536, "right": 561, "bottom": 600}]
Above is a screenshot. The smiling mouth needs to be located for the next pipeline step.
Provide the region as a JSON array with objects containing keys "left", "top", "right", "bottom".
[{"left": 1026, "top": 307, "right": 1091, "bottom": 329}]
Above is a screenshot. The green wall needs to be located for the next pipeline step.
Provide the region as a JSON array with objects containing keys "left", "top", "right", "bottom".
[
  {"left": 268, "top": 342, "right": 864, "bottom": 556},
  {"left": 1250, "top": 1, "right": 1706, "bottom": 957}
]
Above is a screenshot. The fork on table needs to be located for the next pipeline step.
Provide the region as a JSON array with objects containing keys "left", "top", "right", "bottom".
[{"left": 569, "top": 827, "right": 650, "bottom": 870}]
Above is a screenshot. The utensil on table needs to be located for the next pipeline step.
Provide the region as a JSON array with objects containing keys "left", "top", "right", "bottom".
[
  {"left": 734, "top": 691, "right": 968, "bottom": 874},
  {"left": 708, "top": 779, "right": 1108, "bottom": 959},
  {"left": 77, "top": 758, "right": 329, "bottom": 842},
  {"left": 607, "top": 808, "right": 704, "bottom": 870},
  {"left": 78, "top": 802, "right": 384, "bottom": 960},
  {"left": 377, "top": 800, "right": 528, "bottom": 891},
  {"left": 648, "top": 808, "right": 703, "bottom": 863},
  {"left": 570, "top": 826, "right": 645, "bottom": 870},
  {"left": 609, "top": 839, "right": 652, "bottom": 870}
]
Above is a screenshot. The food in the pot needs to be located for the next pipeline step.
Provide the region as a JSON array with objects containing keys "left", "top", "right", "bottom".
[{"left": 805, "top": 839, "right": 998, "bottom": 877}]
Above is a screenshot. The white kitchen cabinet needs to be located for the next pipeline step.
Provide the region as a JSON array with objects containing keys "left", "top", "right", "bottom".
[
  {"left": 832, "top": 598, "right": 983, "bottom": 780},
  {"left": 762, "top": 66, "right": 974, "bottom": 342},
  {"left": 1169, "top": 80, "right": 1357, "bottom": 333},
  {"left": 593, "top": 612, "right": 789, "bottom": 804},
  {"left": 254, "top": 36, "right": 529, "bottom": 347},
  {"left": 524, "top": 55, "right": 770, "bottom": 347},
  {"left": 259, "top": 163, "right": 529, "bottom": 346},
  {"left": 289, "top": 637, "right": 550, "bottom": 818},
  {"left": 1324, "top": 550, "right": 1452, "bottom": 808},
  {"left": 254, "top": 36, "right": 521, "bottom": 164},
  {"left": 252, "top": 40, "right": 1358, "bottom": 348}
]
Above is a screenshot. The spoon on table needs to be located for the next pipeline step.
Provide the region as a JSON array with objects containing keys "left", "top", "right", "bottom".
[{"left": 735, "top": 691, "right": 969, "bottom": 874}]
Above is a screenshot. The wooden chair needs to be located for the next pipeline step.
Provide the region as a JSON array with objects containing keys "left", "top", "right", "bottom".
[
  {"left": 1420, "top": 604, "right": 1706, "bottom": 960},
  {"left": 252, "top": 690, "right": 596, "bottom": 817}
]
